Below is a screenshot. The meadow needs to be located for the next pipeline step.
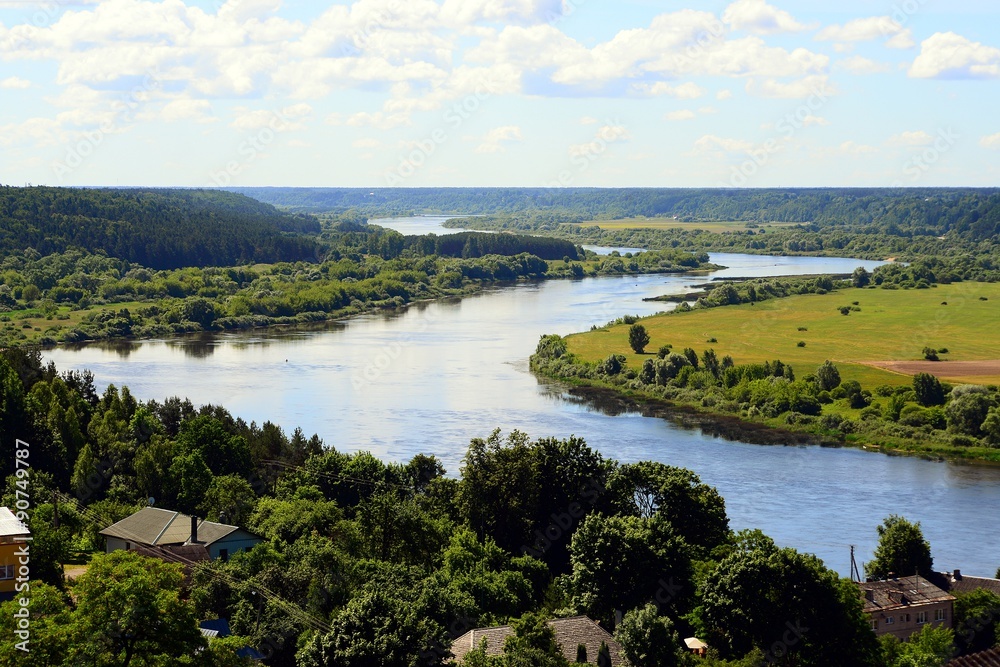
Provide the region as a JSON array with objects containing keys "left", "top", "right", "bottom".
[{"left": 567, "top": 281, "right": 1000, "bottom": 388}]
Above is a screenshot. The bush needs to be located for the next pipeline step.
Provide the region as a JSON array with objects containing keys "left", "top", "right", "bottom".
[
  {"left": 923, "top": 347, "right": 939, "bottom": 361},
  {"left": 797, "top": 341, "right": 806, "bottom": 347},
  {"left": 839, "top": 306, "right": 851, "bottom": 315},
  {"left": 707, "top": 337, "right": 718, "bottom": 343},
  {"left": 657, "top": 344, "right": 672, "bottom": 359},
  {"left": 797, "top": 327, "right": 808, "bottom": 331}
]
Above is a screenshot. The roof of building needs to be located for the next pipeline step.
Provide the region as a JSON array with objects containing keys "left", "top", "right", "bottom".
[
  {"left": 684, "top": 638, "right": 709, "bottom": 650},
  {"left": 949, "top": 647, "right": 1000, "bottom": 667},
  {"left": 450, "top": 616, "right": 628, "bottom": 666},
  {"left": 99, "top": 506, "right": 254, "bottom": 548},
  {"left": 857, "top": 575, "right": 955, "bottom": 613},
  {"left": 0, "top": 507, "right": 29, "bottom": 538},
  {"left": 929, "top": 571, "right": 1000, "bottom": 598}
]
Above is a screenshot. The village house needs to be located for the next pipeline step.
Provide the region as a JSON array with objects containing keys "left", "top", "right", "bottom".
[
  {"left": 100, "top": 506, "right": 262, "bottom": 562},
  {"left": 0, "top": 507, "right": 29, "bottom": 599},
  {"left": 857, "top": 575, "right": 955, "bottom": 640},
  {"left": 450, "top": 616, "right": 628, "bottom": 666}
]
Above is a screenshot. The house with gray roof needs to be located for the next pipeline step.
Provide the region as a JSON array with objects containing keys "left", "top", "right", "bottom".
[
  {"left": 857, "top": 575, "right": 955, "bottom": 640},
  {"left": 450, "top": 616, "right": 629, "bottom": 666},
  {"left": 100, "top": 506, "right": 261, "bottom": 562}
]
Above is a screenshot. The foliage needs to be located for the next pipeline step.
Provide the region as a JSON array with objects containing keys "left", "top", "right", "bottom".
[
  {"left": 878, "top": 624, "right": 955, "bottom": 667},
  {"left": 953, "top": 588, "right": 1000, "bottom": 655},
  {"left": 629, "top": 324, "right": 651, "bottom": 354},
  {"left": 864, "top": 515, "right": 934, "bottom": 580},
  {"left": 913, "top": 374, "right": 946, "bottom": 407},
  {"left": 615, "top": 603, "right": 688, "bottom": 667}
]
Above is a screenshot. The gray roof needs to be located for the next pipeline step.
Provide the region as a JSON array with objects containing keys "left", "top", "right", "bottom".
[
  {"left": 451, "top": 616, "right": 628, "bottom": 666},
  {"left": 949, "top": 647, "right": 1000, "bottom": 667},
  {"left": 857, "top": 575, "right": 955, "bottom": 614},
  {"left": 99, "top": 507, "right": 249, "bottom": 547},
  {"left": 0, "top": 507, "right": 29, "bottom": 538},
  {"left": 929, "top": 571, "right": 1000, "bottom": 598}
]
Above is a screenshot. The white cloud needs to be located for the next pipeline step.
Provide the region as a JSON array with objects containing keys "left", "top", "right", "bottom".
[
  {"left": 910, "top": 32, "right": 1000, "bottom": 79},
  {"left": 722, "top": 0, "right": 811, "bottom": 35},
  {"left": 716, "top": 89, "right": 733, "bottom": 100},
  {"left": 887, "top": 131, "right": 934, "bottom": 147},
  {"left": 579, "top": 116, "right": 598, "bottom": 125},
  {"left": 980, "top": 133, "right": 1000, "bottom": 150},
  {"left": 665, "top": 110, "right": 696, "bottom": 121},
  {"left": 746, "top": 74, "right": 835, "bottom": 99},
  {"left": 568, "top": 125, "right": 630, "bottom": 157},
  {"left": 632, "top": 81, "right": 705, "bottom": 99},
  {"left": 815, "top": 16, "right": 913, "bottom": 49},
  {"left": 691, "top": 134, "right": 754, "bottom": 154},
  {"left": 475, "top": 125, "right": 523, "bottom": 153},
  {"left": 326, "top": 110, "right": 410, "bottom": 130},
  {"left": 352, "top": 138, "right": 382, "bottom": 149},
  {"left": 0, "top": 76, "right": 31, "bottom": 89},
  {"left": 836, "top": 55, "right": 892, "bottom": 75},
  {"left": 699, "top": 106, "right": 719, "bottom": 115},
  {"left": 800, "top": 115, "right": 828, "bottom": 127}
]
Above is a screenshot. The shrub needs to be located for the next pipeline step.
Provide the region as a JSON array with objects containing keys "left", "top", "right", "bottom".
[
  {"left": 707, "top": 337, "right": 718, "bottom": 343},
  {"left": 797, "top": 326, "right": 808, "bottom": 331},
  {"left": 657, "top": 344, "right": 672, "bottom": 359},
  {"left": 797, "top": 341, "right": 806, "bottom": 347},
  {"left": 839, "top": 306, "right": 851, "bottom": 315},
  {"left": 938, "top": 348, "right": 949, "bottom": 354},
  {"left": 923, "top": 347, "right": 939, "bottom": 361}
]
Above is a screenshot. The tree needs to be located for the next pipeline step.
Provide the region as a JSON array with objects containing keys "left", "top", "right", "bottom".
[
  {"left": 946, "top": 386, "right": 996, "bottom": 437},
  {"left": 568, "top": 513, "right": 694, "bottom": 622},
  {"left": 67, "top": 551, "right": 207, "bottom": 666},
  {"left": 199, "top": 474, "right": 258, "bottom": 526},
  {"left": 700, "top": 531, "right": 879, "bottom": 666},
  {"left": 879, "top": 624, "right": 954, "bottom": 667},
  {"left": 852, "top": 267, "right": 871, "bottom": 288},
  {"left": 615, "top": 603, "right": 686, "bottom": 667},
  {"left": 0, "top": 583, "right": 72, "bottom": 666},
  {"left": 864, "top": 515, "right": 934, "bottom": 580},
  {"left": 629, "top": 324, "right": 651, "bottom": 354},
  {"left": 953, "top": 589, "right": 1000, "bottom": 654},
  {"left": 913, "top": 373, "right": 945, "bottom": 407},
  {"left": 499, "top": 613, "right": 570, "bottom": 667},
  {"left": 816, "top": 361, "right": 841, "bottom": 391},
  {"left": 923, "top": 347, "right": 940, "bottom": 362}
]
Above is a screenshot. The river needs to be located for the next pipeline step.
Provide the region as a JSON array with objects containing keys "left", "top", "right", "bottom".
[{"left": 43, "top": 220, "right": 1000, "bottom": 578}]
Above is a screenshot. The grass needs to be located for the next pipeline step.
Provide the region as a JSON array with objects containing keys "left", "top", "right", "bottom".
[
  {"left": 0, "top": 301, "right": 148, "bottom": 345},
  {"left": 566, "top": 282, "right": 1000, "bottom": 388},
  {"left": 575, "top": 217, "right": 804, "bottom": 233}
]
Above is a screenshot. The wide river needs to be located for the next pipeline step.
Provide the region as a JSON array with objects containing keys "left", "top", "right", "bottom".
[{"left": 45, "top": 217, "right": 1000, "bottom": 578}]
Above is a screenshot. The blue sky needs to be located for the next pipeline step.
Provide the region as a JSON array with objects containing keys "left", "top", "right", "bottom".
[{"left": 1, "top": 0, "right": 999, "bottom": 187}]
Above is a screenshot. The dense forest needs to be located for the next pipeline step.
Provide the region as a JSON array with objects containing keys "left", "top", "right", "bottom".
[
  {"left": 1, "top": 349, "right": 992, "bottom": 666},
  {"left": 230, "top": 187, "right": 1000, "bottom": 239},
  {"left": 0, "top": 187, "right": 321, "bottom": 270}
]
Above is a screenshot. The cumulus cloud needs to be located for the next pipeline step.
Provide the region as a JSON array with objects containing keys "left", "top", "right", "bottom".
[
  {"left": 475, "top": 125, "right": 523, "bottom": 153},
  {"left": 231, "top": 103, "right": 312, "bottom": 131},
  {"left": 815, "top": 16, "right": 914, "bottom": 49},
  {"left": 568, "top": 125, "right": 630, "bottom": 157},
  {"left": 0, "top": 76, "right": 31, "bottom": 89},
  {"left": 716, "top": 89, "right": 733, "bottom": 100},
  {"left": 887, "top": 131, "right": 934, "bottom": 147},
  {"left": 159, "top": 99, "right": 215, "bottom": 123},
  {"left": 722, "top": 0, "right": 811, "bottom": 35},
  {"left": 352, "top": 138, "right": 382, "bottom": 149},
  {"left": 909, "top": 32, "right": 1000, "bottom": 79},
  {"left": 632, "top": 81, "right": 705, "bottom": 99},
  {"left": 839, "top": 140, "right": 876, "bottom": 155},
  {"left": 691, "top": 134, "right": 754, "bottom": 154},
  {"left": 981, "top": 133, "right": 1000, "bottom": 150}
]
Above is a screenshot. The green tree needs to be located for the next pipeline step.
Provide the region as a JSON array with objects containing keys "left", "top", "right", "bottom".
[
  {"left": 629, "top": 324, "right": 651, "bottom": 354},
  {"left": 699, "top": 530, "right": 879, "bottom": 666},
  {"left": 815, "top": 361, "right": 841, "bottom": 392},
  {"left": 0, "top": 583, "right": 72, "bottom": 666},
  {"left": 879, "top": 624, "right": 954, "bottom": 667},
  {"left": 568, "top": 513, "right": 693, "bottom": 622},
  {"left": 953, "top": 588, "right": 1000, "bottom": 654},
  {"left": 499, "top": 612, "right": 570, "bottom": 667},
  {"left": 852, "top": 267, "right": 871, "bottom": 288},
  {"left": 67, "top": 550, "right": 207, "bottom": 666},
  {"left": 169, "top": 449, "right": 214, "bottom": 515},
  {"left": 615, "top": 603, "right": 687, "bottom": 667},
  {"left": 199, "top": 474, "right": 258, "bottom": 526},
  {"left": 912, "top": 373, "right": 946, "bottom": 407},
  {"left": 864, "top": 515, "right": 934, "bottom": 580},
  {"left": 946, "top": 386, "right": 996, "bottom": 437}
]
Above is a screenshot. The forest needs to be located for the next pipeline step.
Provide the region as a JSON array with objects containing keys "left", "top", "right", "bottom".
[{"left": 1, "top": 348, "right": 995, "bottom": 666}]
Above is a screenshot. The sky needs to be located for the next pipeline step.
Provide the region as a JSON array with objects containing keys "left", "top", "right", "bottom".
[{"left": 1, "top": 0, "right": 999, "bottom": 188}]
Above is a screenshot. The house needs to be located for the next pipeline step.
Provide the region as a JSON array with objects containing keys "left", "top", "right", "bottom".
[
  {"left": 450, "top": 616, "right": 628, "bottom": 666},
  {"left": 100, "top": 507, "right": 262, "bottom": 562},
  {"left": 948, "top": 646, "right": 1000, "bottom": 666},
  {"left": 857, "top": 575, "right": 955, "bottom": 640},
  {"left": 929, "top": 570, "right": 1000, "bottom": 598},
  {"left": 199, "top": 618, "right": 265, "bottom": 661},
  {"left": 684, "top": 637, "right": 709, "bottom": 657},
  {"left": 0, "top": 507, "right": 30, "bottom": 598}
]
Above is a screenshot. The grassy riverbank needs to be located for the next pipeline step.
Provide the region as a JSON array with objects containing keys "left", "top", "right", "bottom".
[{"left": 532, "top": 281, "right": 1000, "bottom": 463}]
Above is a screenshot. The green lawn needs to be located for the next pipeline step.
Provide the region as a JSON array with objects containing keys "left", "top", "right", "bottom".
[
  {"left": 576, "top": 218, "right": 803, "bottom": 233},
  {"left": 567, "top": 282, "right": 1000, "bottom": 388}
]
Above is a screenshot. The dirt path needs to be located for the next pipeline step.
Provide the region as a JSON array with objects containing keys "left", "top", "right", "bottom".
[{"left": 861, "top": 360, "right": 1000, "bottom": 384}]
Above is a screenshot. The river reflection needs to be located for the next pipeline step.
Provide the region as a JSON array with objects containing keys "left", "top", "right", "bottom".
[{"left": 44, "top": 249, "right": 1000, "bottom": 578}]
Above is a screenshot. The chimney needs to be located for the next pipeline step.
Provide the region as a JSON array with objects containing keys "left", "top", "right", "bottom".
[
  {"left": 953, "top": 569, "right": 962, "bottom": 581},
  {"left": 190, "top": 515, "right": 199, "bottom": 543},
  {"left": 864, "top": 589, "right": 874, "bottom": 602}
]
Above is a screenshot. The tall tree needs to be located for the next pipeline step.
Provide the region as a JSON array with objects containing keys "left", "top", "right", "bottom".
[
  {"left": 615, "top": 603, "right": 687, "bottom": 667},
  {"left": 864, "top": 515, "right": 934, "bottom": 580},
  {"left": 629, "top": 325, "right": 651, "bottom": 354}
]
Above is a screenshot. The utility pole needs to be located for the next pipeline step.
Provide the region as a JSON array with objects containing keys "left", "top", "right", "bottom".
[{"left": 850, "top": 545, "right": 861, "bottom": 582}]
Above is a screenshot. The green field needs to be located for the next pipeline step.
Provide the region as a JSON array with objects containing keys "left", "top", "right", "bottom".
[
  {"left": 567, "top": 282, "right": 1000, "bottom": 388},
  {"left": 576, "top": 218, "right": 803, "bottom": 233}
]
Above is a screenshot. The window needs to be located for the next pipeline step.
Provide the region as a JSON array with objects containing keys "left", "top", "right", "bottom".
[
  {"left": 935, "top": 609, "right": 946, "bottom": 622},
  {"left": 0, "top": 565, "right": 14, "bottom": 580},
  {"left": 902, "top": 614, "right": 910, "bottom": 623},
  {"left": 917, "top": 611, "right": 927, "bottom": 624},
  {"left": 871, "top": 619, "right": 878, "bottom": 631},
  {"left": 885, "top": 616, "right": 895, "bottom": 625}
]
